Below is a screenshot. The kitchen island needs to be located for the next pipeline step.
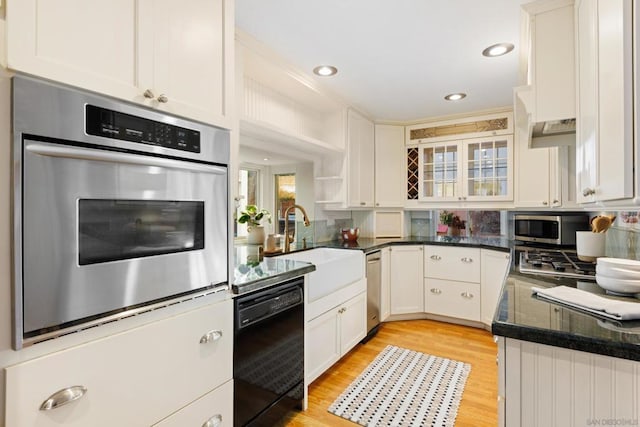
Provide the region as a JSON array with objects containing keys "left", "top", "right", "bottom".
[{"left": 492, "top": 268, "right": 640, "bottom": 426}]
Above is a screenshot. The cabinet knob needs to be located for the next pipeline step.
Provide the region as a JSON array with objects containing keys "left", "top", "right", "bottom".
[
  {"left": 40, "top": 386, "right": 87, "bottom": 411},
  {"left": 143, "top": 89, "right": 155, "bottom": 99},
  {"left": 461, "top": 292, "right": 474, "bottom": 299},
  {"left": 552, "top": 199, "right": 559, "bottom": 204},
  {"left": 582, "top": 187, "right": 596, "bottom": 197},
  {"left": 199, "top": 329, "right": 223, "bottom": 344},
  {"left": 430, "top": 255, "right": 441, "bottom": 261},
  {"left": 542, "top": 201, "right": 548, "bottom": 205},
  {"left": 458, "top": 197, "right": 462, "bottom": 201},
  {"left": 157, "top": 93, "right": 169, "bottom": 103},
  {"left": 460, "top": 257, "right": 473, "bottom": 263},
  {"left": 430, "top": 288, "right": 442, "bottom": 295},
  {"left": 203, "top": 414, "right": 223, "bottom": 427}
]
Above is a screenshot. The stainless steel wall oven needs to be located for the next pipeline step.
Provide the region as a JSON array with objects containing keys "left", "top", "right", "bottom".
[{"left": 12, "top": 76, "right": 230, "bottom": 349}]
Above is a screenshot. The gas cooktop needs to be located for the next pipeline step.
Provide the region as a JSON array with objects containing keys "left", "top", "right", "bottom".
[{"left": 517, "top": 246, "right": 597, "bottom": 280}]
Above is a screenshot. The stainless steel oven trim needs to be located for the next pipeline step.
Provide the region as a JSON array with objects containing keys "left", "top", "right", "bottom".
[
  {"left": 26, "top": 143, "right": 228, "bottom": 175},
  {"left": 22, "top": 284, "right": 230, "bottom": 347},
  {"left": 13, "top": 74, "right": 229, "bottom": 164}
]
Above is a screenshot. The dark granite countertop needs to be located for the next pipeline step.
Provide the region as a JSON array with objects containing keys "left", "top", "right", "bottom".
[
  {"left": 269, "top": 235, "right": 513, "bottom": 254},
  {"left": 232, "top": 245, "right": 315, "bottom": 295},
  {"left": 232, "top": 235, "right": 511, "bottom": 295},
  {"left": 492, "top": 269, "right": 640, "bottom": 362}
]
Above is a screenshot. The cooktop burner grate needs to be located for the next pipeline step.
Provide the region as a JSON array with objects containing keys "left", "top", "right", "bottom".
[{"left": 518, "top": 246, "right": 596, "bottom": 279}]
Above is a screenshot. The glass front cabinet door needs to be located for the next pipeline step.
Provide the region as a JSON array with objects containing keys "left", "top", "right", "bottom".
[
  {"left": 463, "top": 135, "right": 513, "bottom": 201},
  {"left": 417, "top": 135, "right": 512, "bottom": 202},
  {"left": 418, "top": 141, "right": 460, "bottom": 201}
]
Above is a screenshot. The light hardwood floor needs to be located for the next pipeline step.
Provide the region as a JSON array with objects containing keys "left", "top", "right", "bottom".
[{"left": 283, "top": 320, "right": 498, "bottom": 426}]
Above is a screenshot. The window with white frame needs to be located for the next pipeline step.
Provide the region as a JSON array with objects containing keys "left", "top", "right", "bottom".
[{"left": 235, "top": 167, "right": 260, "bottom": 238}]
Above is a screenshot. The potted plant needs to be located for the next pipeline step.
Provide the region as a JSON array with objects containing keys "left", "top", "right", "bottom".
[
  {"left": 439, "top": 210, "right": 454, "bottom": 227},
  {"left": 237, "top": 205, "right": 272, "bottom": 244}
]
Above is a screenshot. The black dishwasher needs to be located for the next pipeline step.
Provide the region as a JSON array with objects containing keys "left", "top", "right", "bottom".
[{"left": 234, "top": 277, "right": 304, "bottom": 426}]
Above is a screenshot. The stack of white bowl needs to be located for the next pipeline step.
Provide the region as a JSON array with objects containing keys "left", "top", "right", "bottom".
[{"left": 596, "top": 258, "right": 640, "bottom": 296}]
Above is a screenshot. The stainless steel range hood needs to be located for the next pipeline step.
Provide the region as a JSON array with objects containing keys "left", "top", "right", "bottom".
[
  {"left": 531, "top": 119, "right": 576, "bottom": 137},
  {"left": 530, "top": 118, "right": 576, "bottom": 147},
  {"left": 515, "top": 86, "right": 575, "bottom": 148}
]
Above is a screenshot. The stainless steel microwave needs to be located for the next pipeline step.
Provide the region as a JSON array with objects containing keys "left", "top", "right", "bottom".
[{"left": 514, "top": 215, "right": 590, "bottom": 246}]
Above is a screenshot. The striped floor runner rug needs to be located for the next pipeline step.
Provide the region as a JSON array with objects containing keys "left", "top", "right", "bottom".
[{"left": 328, "top": 345, "right": 471, "bottom": 427}]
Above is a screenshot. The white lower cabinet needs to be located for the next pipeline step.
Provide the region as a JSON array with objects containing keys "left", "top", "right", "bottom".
[
  {"left": 498, "top": 337, "right": 640, "bottom": 427},
  {"left": 480, "top": 249, "right": 511, "bottom": 326},
  {"left": 424, "top": 278, "right": 480, "bottom": 321},
  {"left": 5, "top": 299, "right": 233, "bottom": 427},
  {"left": 153, "top": 379, "right": 233, "bottom": 427},
  {"left": 424, "top": 245, "right": 480, "bottom": 283},
  {"left": 306, "top": 291, "right": 366, "bottom": 384},
  {"left": 390, "top": 245, "right": 424, "bottom": 314},
  {"left": 424, "top": 245, "right": 481, "bottom": 321}
]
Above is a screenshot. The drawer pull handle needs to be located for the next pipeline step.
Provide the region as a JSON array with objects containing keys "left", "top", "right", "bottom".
[
  {"left": 430, "top": 288, "right": 442, "bottom": 295},
  {"left": 430, "top": 255, "right": 441, "bottom": 261},
  {"left": 200, "top": 329, "right": 223, "bottom": 344},
  {"left": 40, "top": 385, "right": 87, "bottom": 411},
  {"left": 461, "top": 292, "right": 474, "bottom": 299},
  {"left": 203, "top": 414, "right": 223, "bottom": 427},
  {"left": 460, "top": 257, "right": 473, "bottom": 263}
]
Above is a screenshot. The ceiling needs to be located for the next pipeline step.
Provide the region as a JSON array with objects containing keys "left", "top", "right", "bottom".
[{"left": 235, "top": 0, "right": 530, "bottom": 123}]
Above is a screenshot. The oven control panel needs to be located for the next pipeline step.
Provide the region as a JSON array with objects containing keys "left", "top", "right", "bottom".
[{"left": 85, "top": 104, "right": 201, "bottom": 153}]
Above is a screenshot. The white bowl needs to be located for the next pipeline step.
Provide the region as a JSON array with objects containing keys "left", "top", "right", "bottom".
[
  {"left": 597, "top": 257, "right": 640, "bottom": 271},
  {"left": 596, "top": 264, "right": 640, "bottom": 280},
  {"left": 595, "top": 274, "right": 640, "bottom": 295}
]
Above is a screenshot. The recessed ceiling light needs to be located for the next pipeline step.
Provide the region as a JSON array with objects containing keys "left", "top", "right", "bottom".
[
  {"left": 444, "top": 93, "right": 467, "bottom": 101},
  {"left": 313, "top": 65, "right": 338, "bottom": 77},
  {"left": 263, "top": 157, "right": 269, "bottom": 161},
  {"left": 482, "top": 43, "right": 515, "bottom": 57}
]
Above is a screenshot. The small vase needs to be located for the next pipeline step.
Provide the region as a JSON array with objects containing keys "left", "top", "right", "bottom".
[{"left": 247, "top": 225, "right": 266, "bottom": 245}]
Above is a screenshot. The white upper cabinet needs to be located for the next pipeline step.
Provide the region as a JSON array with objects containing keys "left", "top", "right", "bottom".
[
  {"left": 6, "top": 0, "right": 233, "bottom": 128},
  {"left": 575, "top": 0, "right": 633, "bottom": 203},
  {"left": 347, "top": 109, "right": 375, "bottom": 208},
  {"left": 525, "top": 0, "right": 576, "bottom": 124},
  {"left": 407, "top": 112, "right": 513, "bottom": 205},
  {"left": 374, "top": 125, "right": 405, "bottom": 207},
  {"left": 418, "top": 135, "right": 513, "bottom": 202}
]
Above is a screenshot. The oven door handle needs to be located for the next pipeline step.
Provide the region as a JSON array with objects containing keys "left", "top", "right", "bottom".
[{"left": 25, "top": 143, "right": 227, "bottom": 175}]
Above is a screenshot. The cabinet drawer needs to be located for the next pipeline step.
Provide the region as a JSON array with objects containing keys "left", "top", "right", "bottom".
[
  {"left": 5, "top": 299, "right": 232, "bottom": 427},
  {"left": 153, "top": 379, "right": 233, "bottom": 427},
  {"left": 424, "top": 245, "right": 480, "bottom": 283},
  {"left": 424, "top": 278, "right": 480, "bottom": 321}
]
